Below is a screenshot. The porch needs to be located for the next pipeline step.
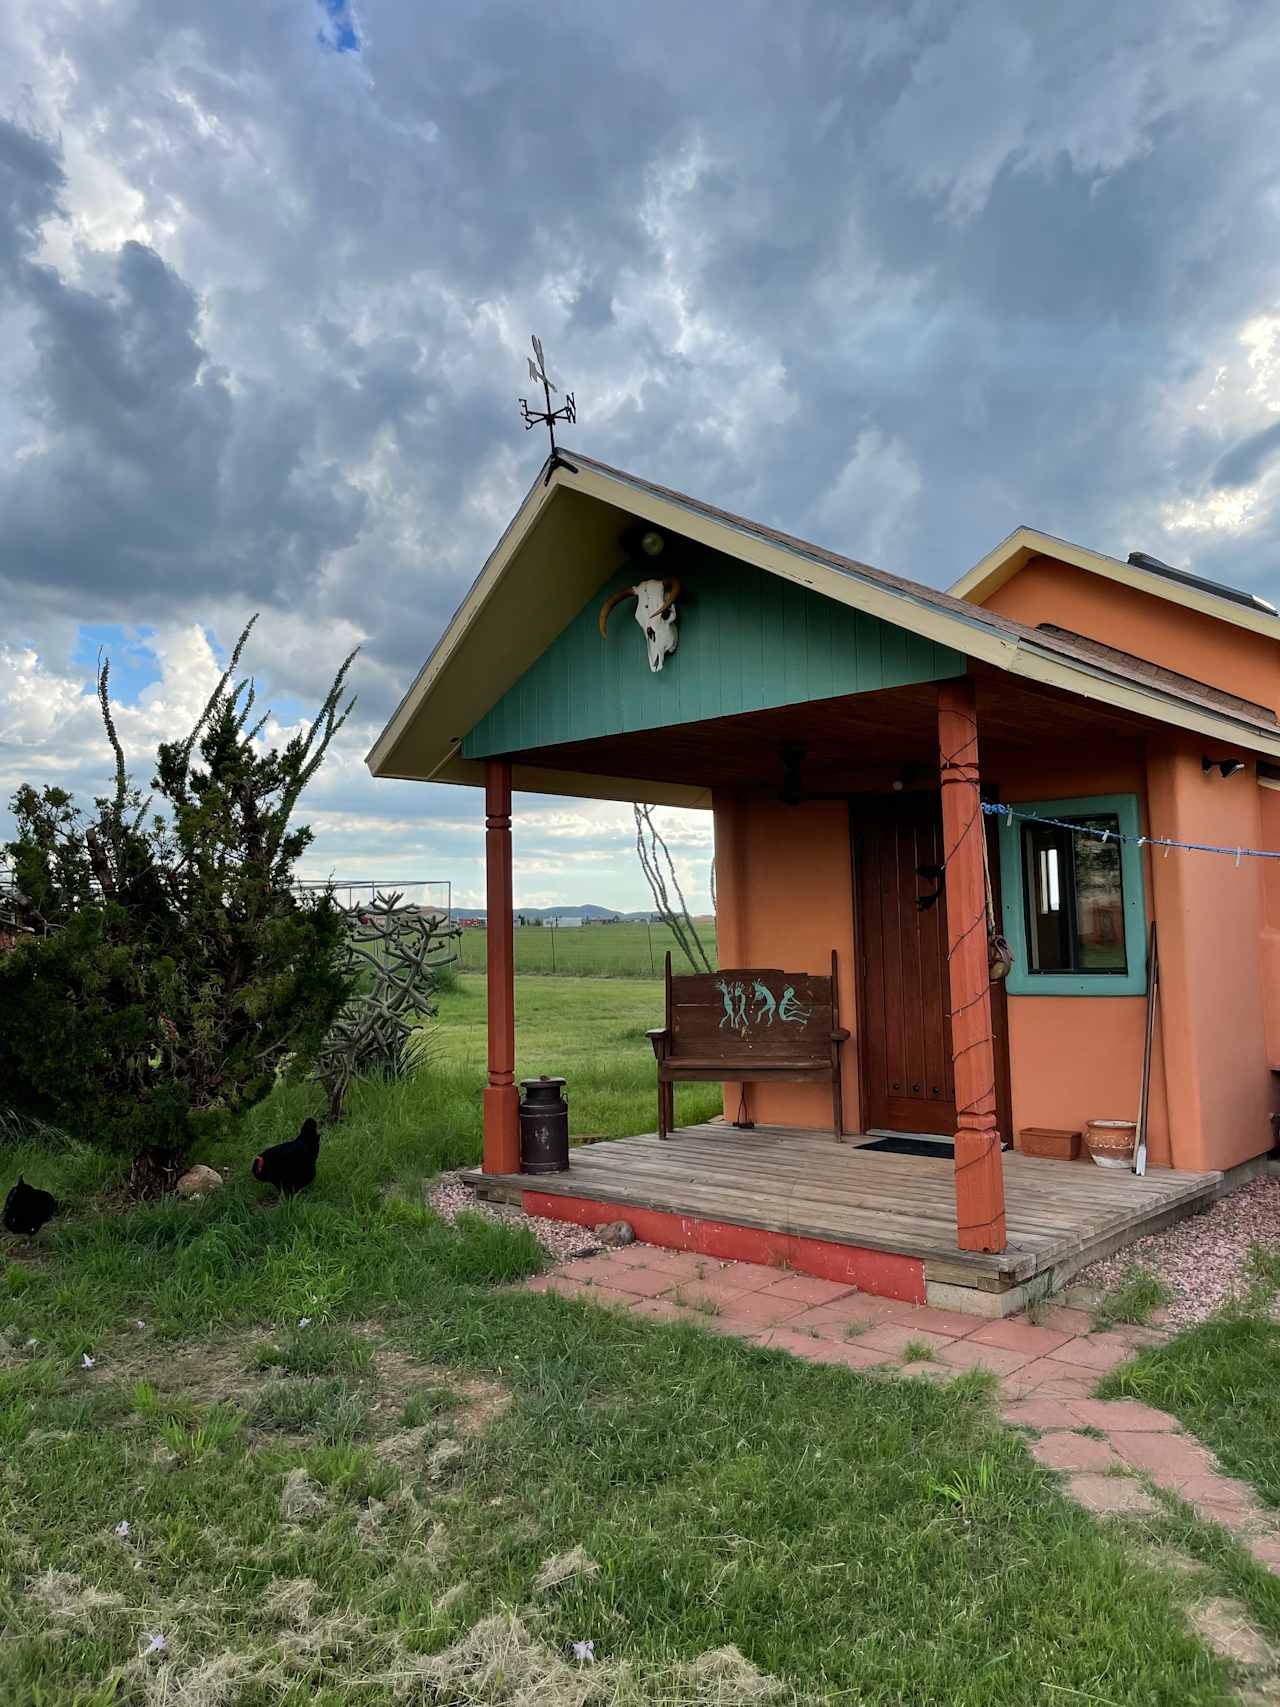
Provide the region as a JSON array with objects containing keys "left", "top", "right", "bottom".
[{"left": 462, "top": 1121, "right": 1219, "bottom": 1316}]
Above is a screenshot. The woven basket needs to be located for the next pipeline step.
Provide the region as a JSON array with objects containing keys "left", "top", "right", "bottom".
[{"left": 1085, "top": 1119, "right": 1137, "bottom": 1169}]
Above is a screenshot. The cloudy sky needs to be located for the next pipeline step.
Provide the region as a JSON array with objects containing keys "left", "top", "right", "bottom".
[{"left": 3, "top": 2, "right": 1280, "bottom": 913}]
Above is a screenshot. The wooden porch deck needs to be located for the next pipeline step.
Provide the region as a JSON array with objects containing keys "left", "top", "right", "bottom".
[{"left": 463, "top": 1121, "right": 1220, "bottom": 1313}]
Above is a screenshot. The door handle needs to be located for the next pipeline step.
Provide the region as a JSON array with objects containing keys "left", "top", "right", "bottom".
[{"left": 915, "top": 863, "right": 944, "bottom": 912}]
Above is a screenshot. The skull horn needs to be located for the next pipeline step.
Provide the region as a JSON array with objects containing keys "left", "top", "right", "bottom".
[
  {"left": 655, "top": 576, "right": 681, "bottom": 621},
  {"left": 599, "top": 585, "right": 637, "bottom": 637}
]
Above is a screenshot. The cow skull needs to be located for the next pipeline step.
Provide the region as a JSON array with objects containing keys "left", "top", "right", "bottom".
[{"left": 598, "top": 576, "right": 681, "bottom": 672}]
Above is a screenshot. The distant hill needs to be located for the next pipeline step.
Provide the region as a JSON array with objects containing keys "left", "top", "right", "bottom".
[{"left": 453, "top": 904, "right": 665, "bottom": 923}]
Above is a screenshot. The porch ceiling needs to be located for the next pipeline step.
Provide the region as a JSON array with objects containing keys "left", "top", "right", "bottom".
[{"left": 501, "top": 670, "right": 1155, "bottom": 799}]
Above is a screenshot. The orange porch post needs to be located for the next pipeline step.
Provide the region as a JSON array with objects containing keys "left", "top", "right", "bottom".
[
  {"left": 483, "top": 760, "right": 520, "bottom": 1173},
  {"left": 938, "top": 677, "right": 1006, "bottom": 1252}
]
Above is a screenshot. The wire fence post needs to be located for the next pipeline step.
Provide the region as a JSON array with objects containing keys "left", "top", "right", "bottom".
[
  {"left": 647, "top": 922, "right": 655, "bottom": 975},
  {"left": 550, "top": 922, "right": 556, "bottom": 974}
]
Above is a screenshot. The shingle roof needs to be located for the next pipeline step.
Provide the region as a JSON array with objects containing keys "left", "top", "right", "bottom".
[
  {"left": 367, "top": 448, "right": 1280, "bottom": 791},
  {"left": 565, "top": 450, "right": 1279, "bottom": 740},
  {"left": 1034, "top": 623, "right": 1277, "bottom": 727}
]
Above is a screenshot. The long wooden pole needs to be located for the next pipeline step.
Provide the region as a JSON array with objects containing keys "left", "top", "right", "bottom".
[
  {"left": 482, "top": 760, "right": 520, "bottom": 1173},
  {"left": 1134, "top": 923, "right": 1159, "bottom": 1177},
  {"left": 937, "top": 677, "right": 1006, "bottom": 1252}
]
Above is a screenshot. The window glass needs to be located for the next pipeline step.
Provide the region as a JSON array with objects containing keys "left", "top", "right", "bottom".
[{"left": 1021, "top": 813, "right": 1126, "bottom": 975}]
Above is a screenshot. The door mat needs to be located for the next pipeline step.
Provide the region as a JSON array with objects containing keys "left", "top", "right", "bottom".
[{"left": 859, "top": 1135, "right": 956, "bottom": 1159}]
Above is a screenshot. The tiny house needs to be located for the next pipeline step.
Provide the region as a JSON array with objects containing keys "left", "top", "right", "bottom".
[{"left": 369, "top": 453, "right": 1280, "bottom": 1313}]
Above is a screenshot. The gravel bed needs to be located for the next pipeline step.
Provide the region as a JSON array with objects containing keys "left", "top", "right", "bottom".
[
  {"left": 1075, "top": 1175, "right": 1280, "bottom": 1331},
  {"left": 430, "top": 1173, "right": 609, "bottom": 1262}
]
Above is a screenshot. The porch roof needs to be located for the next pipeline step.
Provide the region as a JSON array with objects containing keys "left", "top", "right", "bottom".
[{"left": 367, "top": 451, "right": 1280, "bottom": 804}]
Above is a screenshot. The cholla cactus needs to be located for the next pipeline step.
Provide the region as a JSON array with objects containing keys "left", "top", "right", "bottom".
[{"left": 315, "top": 891, "right": 460, "bottom": 1119}]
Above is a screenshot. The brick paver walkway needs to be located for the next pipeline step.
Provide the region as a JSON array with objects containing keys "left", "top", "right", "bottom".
[{"left": 528, "top": 1244, "right": 1280, "bottom": 1573}]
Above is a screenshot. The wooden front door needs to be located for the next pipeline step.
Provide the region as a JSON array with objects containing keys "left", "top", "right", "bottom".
[{"left": 854, "top": 795, "right": 958, "bottom": 1135}]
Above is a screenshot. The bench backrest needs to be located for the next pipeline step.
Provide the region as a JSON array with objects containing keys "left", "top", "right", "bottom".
[{"left": 664, "top": 952, "right": 839, "bottom": 1065}]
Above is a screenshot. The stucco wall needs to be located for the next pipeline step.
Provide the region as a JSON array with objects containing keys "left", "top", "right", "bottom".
[
  {"left": 712, "top": 792, "right": 859, "bottom": 1131},
  {"left": 981, "top": 555, "right": 1280, "bottom": 717},
  {"left": 997, "top": 743, "right": 1275, "bottom": 1173},
  {"left": 1260, "top": 786, "right": 1280, "bottom": 1069},
  {"left": 974, "top": 552, "right": 1279, "bottom": 1171},
  {"left": 988, "top": 754, "right": 1170, "bottom": 1165},
  {"left": 1002, "top": 997, "right": 1170, "bottom": 1164},
  {"left": 1146, "top": 741, "right": 1276, "bottom": 1171}
]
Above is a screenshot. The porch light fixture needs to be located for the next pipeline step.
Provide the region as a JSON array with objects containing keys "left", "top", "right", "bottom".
[
  {"left": 779, "top": 742, "right": 806, "bottom": 806},
  {"left": 640, "top": 529, "right": 665, "bottom": 557},
  {"left": 1202, "top": 757, "right": 1245, "bottom": 779}
]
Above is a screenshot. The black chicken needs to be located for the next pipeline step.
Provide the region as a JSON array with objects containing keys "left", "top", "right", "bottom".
[
  {"left": 3, "top": 1177, "right": 61, "bottom": 1236},
  {"left": 252, "top": 1118, "right": 321, "bottom": 1194}
]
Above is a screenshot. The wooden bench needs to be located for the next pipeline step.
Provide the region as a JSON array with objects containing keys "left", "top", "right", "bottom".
[{"left": 647, "top": 951, "right": 848, "bottom": 1138}]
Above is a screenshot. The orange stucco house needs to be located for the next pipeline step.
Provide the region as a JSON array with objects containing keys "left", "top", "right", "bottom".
[{"left": 369, "top": 452, "right": 1280, "bottom": 1313}]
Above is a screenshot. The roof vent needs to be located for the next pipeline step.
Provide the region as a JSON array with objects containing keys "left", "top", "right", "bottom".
[{"left": 1125, "top": 551, "right": 1277, "bottom": 617}]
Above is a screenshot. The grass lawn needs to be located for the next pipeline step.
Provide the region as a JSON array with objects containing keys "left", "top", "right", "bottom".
[
  {"left": 430, "top": 972, "right": 723, "bottom": 1141},
  {"left": 455, "top": 920, "right": 718, "bottom": 978},
  {"left": 1100, "top": 1310, "right": 1280, "bottom": 1509},
  {"left": 0, "top": 974, "right": 1271, "bottom": 1703}
]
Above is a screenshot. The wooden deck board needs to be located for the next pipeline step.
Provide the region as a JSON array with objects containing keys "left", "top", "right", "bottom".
[{"left": 461, "top": 1120, "right": 1220, "bottom": 1286}]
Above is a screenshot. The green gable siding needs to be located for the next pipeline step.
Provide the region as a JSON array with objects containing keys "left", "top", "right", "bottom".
[{"left": 462, "top": 554, "right": 964, "bottom": 758}]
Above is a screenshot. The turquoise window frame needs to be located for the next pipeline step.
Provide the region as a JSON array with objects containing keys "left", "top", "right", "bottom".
[{"left": 997, "top": 793, "right": 1147, "bottom": 997}]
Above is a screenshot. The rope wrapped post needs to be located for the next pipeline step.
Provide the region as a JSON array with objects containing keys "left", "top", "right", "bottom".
[
  {"left": 483, "top": 760, "right": 520, "bottom": 1173},
  {"left": 938, "top": 677, "right": 1007, "bottom": 1252}
]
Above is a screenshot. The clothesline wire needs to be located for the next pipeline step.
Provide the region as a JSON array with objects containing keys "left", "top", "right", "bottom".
[{"left": 982, "top": 801, "right": 1279, "bottom": 865}]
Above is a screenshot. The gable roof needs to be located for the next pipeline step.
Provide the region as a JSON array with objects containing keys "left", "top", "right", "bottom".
[
  {"left": 950, "top": 525, "right": 1280, "bottom": 637},
  {"left": 367, "top": 452, "right": 1280, "bottom": 800}
]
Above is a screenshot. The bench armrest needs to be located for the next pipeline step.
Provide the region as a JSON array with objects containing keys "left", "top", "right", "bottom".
[
  {"left": 645, "top": 1027, "right": 670, "bottom": 1061},
  {"left": 831, "top": 1028, "right": 851, "bottom": 1042}
]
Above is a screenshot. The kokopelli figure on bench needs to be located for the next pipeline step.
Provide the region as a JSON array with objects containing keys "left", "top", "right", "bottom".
[
  {"left": 648, "top": 952, "right": 848, "bottom": 1138},
  {"left": 716, "top": 977, "right": 748, "bottom": 1033}
]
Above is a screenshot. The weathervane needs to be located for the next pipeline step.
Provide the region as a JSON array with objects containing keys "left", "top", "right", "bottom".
[{"left": 518, "top": 335, "right": 578, "bottom": 482}]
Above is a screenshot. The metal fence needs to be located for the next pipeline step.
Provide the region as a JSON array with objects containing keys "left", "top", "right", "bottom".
[
  {"left": 292, "top": 878, "right": 452, "bottom": 918},
  {"left": 0, "top": 867, "right": 454, "bottom": 933},
  {"left": 0, "top": 863, "right": 37, "bottom": 944}
]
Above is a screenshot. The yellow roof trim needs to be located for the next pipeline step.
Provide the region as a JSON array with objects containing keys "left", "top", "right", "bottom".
[{"left": 950, "top": 526, "right": 1280, "bottom": 640}]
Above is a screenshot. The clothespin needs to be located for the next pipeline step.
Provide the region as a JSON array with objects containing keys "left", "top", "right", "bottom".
[{"left": 1236, "top": 847, "right": 1242, "bottom": 867}]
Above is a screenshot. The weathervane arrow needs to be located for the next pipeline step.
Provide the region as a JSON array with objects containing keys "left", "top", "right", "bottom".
[{"left": 518, "top": 334, "right": 577, "bottom": 483}]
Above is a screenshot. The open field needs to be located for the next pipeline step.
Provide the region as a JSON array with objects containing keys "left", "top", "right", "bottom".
[
  {"left": 454, "top": 920, "right": 718, "bottom": 977},
  {"left": 429, "top": 972, "right": 724, "bottom": 1139},
  {"left": 4, "top": 974, "right": 1280, "bottom": 1703}
]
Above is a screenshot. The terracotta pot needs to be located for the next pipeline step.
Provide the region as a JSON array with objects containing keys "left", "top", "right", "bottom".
[{"left": 1085, "top": 1119, "right": 1137, "bottom": 1170}]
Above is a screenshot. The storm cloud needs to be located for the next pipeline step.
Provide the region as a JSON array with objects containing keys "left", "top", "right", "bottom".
[
  {"left": 3, "top": 0, "right": 1280, "bottom": 906},
  {"left": 1214, "top": 420, "right": 1280, "bottom": 491}
]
